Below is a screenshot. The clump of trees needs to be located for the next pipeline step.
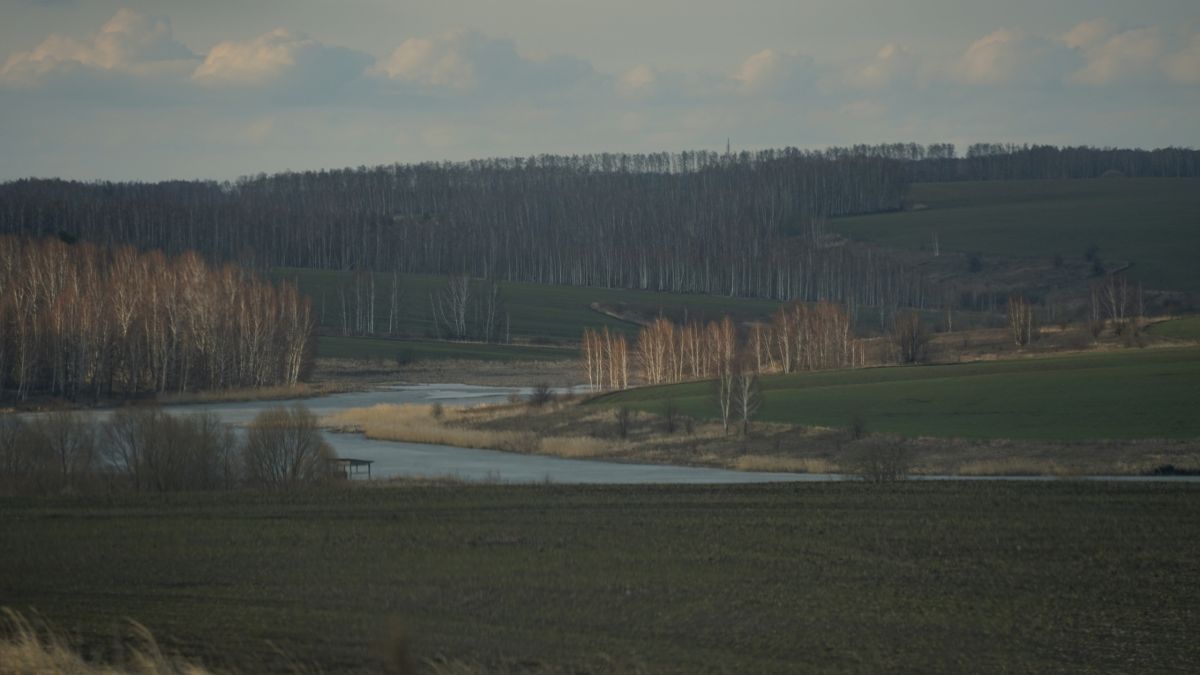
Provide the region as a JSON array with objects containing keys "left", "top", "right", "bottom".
[
  {"left": 0, "top": 405, "right": 335, "bottom": 496},
  {"left": 582, "top": 300, "right": 862, "bottom": 391},
  {"left": 0, "top": 235, "right": 314, "bottom": 400},
  {"left": 1088, "top": 272, "right": 1144, "bottom": 338},
  {"left": 890, "top": 311, "right": 930, "bottom": 364},
  {"left": 1007, "top": 295, "right": 1038, "bottom": 347}
]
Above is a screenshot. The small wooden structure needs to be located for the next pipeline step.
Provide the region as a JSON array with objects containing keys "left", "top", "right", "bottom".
[{"left": 327, "top": 457, "right": 374, "bottom": 480}]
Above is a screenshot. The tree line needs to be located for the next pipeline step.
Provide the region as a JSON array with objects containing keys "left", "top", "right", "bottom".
[
  {"left": 0, "top": 235, "right": 314, "bottom": 400},
  {"left": 1, "top": 144, "right": 1193, "bottom": 313},
  {"left": 0, "top": 404, "right": 334, "bottom": 496},
  {"left": 582, "top": 300, "right": 862, "bottom": 392}
]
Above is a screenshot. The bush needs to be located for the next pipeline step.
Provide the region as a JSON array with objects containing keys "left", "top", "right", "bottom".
[
  {"left": 241, "top": 405, "right": 336, "bottom": 490},
  {"left": 20, "top": 411, "right": 96, "bottom": 494},
  {"left": 615, "top": 406, "right": 634, "bottom": 439},
  {"left": 528, "top": 382, "right": 555, "bottom": 408},
  {"left": 663, "top": 399, "right": 678, "bottom": 434},
  {"left": 847, "top": 435, "right": 911, "bottom": 483},
  {"left": 104, "top": 407, "right": 236, "bottom": 493}
]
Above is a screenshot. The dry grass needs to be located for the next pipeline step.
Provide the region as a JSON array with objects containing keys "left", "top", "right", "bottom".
[
  {"left": 323, "top": 403, "right": 619, "bottom": 459},
  {"left": 0, "top": 608, "right": 212, "bottom": 675},
  {"left": 956, "top": 457, "right": 1081, "bottom": 477},
  {"left": 732, "top": 455, "right": 839, "bottom": 474}
]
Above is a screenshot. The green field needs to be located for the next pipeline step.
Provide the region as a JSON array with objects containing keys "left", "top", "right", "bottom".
[
  {"left": 2, "top": 483, "right": 1197, "bottom": 673},
  {"left": 317, "top": 336, "right": 576, "bottom": 361},
  {"left": 831, "top": 178, "right": 1200, "bottom": 292},
  {"left": 1149, "top": 316, "right": 1200, "bottom": 340},
  {"left": 595, "top": 347, "right": 1200, "bottom": 440},
  {"left": 273, "top": 268, "right": 784, "bottom": 343}
]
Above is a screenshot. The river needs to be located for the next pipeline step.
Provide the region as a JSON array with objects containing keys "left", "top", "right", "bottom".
[{"left": 17, "top": 383, "right": 1199, "bottom": 484}]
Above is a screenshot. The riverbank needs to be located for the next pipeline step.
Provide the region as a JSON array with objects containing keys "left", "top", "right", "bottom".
[{"left": 324, "top": 397, "right": 1200, "bottom": 477}]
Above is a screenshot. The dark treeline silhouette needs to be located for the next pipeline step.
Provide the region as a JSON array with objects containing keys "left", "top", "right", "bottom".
[
  {"left": 0, "top": 144, "right": 1194, "bottom": 309},
  {"left": 0, "top": 404, "right": 335, "bottom": 496},
  {"left": 0, "top": 235, "right": 314, "bottom": 401}
]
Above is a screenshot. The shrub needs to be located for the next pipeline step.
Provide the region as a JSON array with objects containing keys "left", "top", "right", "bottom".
[
  {"left": 663, "top": 399, "right": 678, "bottom": 434},
  {"left": 847, "top": 435, "right": 911, "bottom": 483},
  {"left": 241, "top": 405, "right": 336, "bottom": 490},
  {"left": 104, "top": 407, "right": 237, "bottom": 493},
  {"left": 615, "top": 406, "right": 635, "bottom": 439},
  {"left": 528, "top": 382, "right": 555, "bottom": 408}
]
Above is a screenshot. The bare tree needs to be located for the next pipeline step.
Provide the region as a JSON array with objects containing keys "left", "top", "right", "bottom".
[
  {"left": 1007, "top": 295, "right": 1036, "bottom": 346},
  {"left": 890, "top": 311, "right": 929, "bottom": 364},
  {"left": 733, "top": 368, "right": 762, "bottom": 436},
  {"left": 241, "top": 405, "right": 335, "bottom": 490}
]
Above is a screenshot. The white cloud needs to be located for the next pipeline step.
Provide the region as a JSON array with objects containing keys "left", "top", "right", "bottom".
[
  {"left": 734, "top": 48, "right": 815, "bottom": 92},
  {"left": 376, "top": 30, "right": 593, "bottom": 95},
  {"left": 193, "top": 28, "right": 372, "bottom": 91},
  {"left": 951, "top": 28, "right": 1080, "bottom": 86},
  {"left": 843, "top": 43, "right": 918, "bottom": 89},
  {"left": 0, "top": 9, "right": 196, "bottom": 85},
  {"left": 616, "top": 64, "right": 657, "bottom": 97},
  {"left": 1061, "top": 18, "right": 1116, "bottom": 50},
  {"left": 1068, "top": 25, "right": 1164, "bottom": 85}
]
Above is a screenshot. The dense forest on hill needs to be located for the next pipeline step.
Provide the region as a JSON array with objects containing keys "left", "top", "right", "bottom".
[{"left": 0, "top": 145, "right": 1195, "bottom": 311}]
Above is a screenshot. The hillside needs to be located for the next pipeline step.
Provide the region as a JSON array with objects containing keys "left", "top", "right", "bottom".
[
  {"left": 594, "top": 347, "right": 1200, "bottom": 440},
  {"left": 830, "top": 178, "right": 1200, "bottom": 293}
]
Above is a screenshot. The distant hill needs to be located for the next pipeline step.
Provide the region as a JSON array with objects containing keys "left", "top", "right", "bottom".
[{"left": 831, "top": 178, "right": 1200, "bottom": 293}]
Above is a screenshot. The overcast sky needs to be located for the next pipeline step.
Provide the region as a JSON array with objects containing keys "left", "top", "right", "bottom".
[{"left": 2, "top": 0, "right": 1197, "bottom": 181}]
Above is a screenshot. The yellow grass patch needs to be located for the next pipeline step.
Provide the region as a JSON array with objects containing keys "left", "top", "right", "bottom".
[
  {"left": 0, "top": 608, "right": 213, "bottom": 675},
  {"left": 956, "top": 457, "right": 1079, "bottom": 477},
  {"left": 732, "top": 455, "right": 838, "bottom": 474},
  {"left": 323, "top": 403, "right": 618, "bottom": 459}
]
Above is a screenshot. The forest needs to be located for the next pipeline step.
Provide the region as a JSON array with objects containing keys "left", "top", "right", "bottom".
[
  {"left": 2, "top": 145, "right": 1194, "bottom": 315},
  {"left": 0, "top": 235, "right": 314, "bottom": 400}
]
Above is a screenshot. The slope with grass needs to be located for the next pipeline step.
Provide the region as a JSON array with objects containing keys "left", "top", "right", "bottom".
[
  {"left": 273, "top": 268, "right": 785, "bottom": 343},
  {"left": 1148, "top": 316, "right": 1200, "bottom": 341},
  {"left": 2, "top": 484, "right": 1198, "bottom": 673},
  {"left": 594, "top": 346, "right": 1200, "bottom": 440},
  {"left": 830, "top": 178, "right": 1200, "bottom": 292},
  {"left": 317, "top": 336, "right": 576, "bottom": 362}
]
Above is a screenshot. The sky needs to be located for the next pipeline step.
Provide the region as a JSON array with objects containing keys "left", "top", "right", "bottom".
[{"left": 1, "top": 0, "right": 1197, "bottom": 181}]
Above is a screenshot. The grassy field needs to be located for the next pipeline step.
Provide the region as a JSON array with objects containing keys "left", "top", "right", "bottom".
[
  {"left": 594, "top": 347, "right": 1200, "bottom": 440},
  {"left": 273, "top": 268, "right": 784, "bottom": 343},
  {"left": 317, "top": 336, "right": 576, "bottom": 362},
  {"left": 830, "top": 178, "right": 1200, "bottom": 292},
  {"left": 1, "top": 483, "right": 1197, "bottom": 673},
  {"left": 1149, "top": 316, "right": 1200, "bottom": 341}
]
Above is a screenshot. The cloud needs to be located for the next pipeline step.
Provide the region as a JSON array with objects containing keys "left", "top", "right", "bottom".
[
  {"left": 1163, "top": 32, "right": 1200, "bottom": 85},
  {"left": 376, "top": 30, "right": 593, "bottom": 96},
  {"left": 193, "top": 28, "right": 373, "bottom": 94},
  {"left": 1067, "top": 25, "right": 1165, "bottom": 85},
  {"left": 616, "top": 64, "right": 657, "bottom": 97},
  {"left": 734, "top": 48, "right": 816, "bottom": 93},
  {"left": 0, "top": 8, "right": 197, "bottom": 85},
  {"left": 842, "top": 43, "right": 919, "bottom": 89}
]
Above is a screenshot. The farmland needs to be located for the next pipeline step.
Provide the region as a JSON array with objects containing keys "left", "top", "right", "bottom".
[
  {"left": 272, "top": 268, "right": 784, "bottom": 343},
  {"left": 1149, "top": 316, "right": 1200, "bottom": 341},
  {"left": 830, "top": 178, "right": 1200, "bottom": 292},
  {"left": 593, "top": 346, "right": 1200, "bottom": 440},
  {"left": 317, "top": 336, "right": 575, "bottom": 362},
  {"left": 2, "top": 483, "right": 1198, "bottom": 673}
]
